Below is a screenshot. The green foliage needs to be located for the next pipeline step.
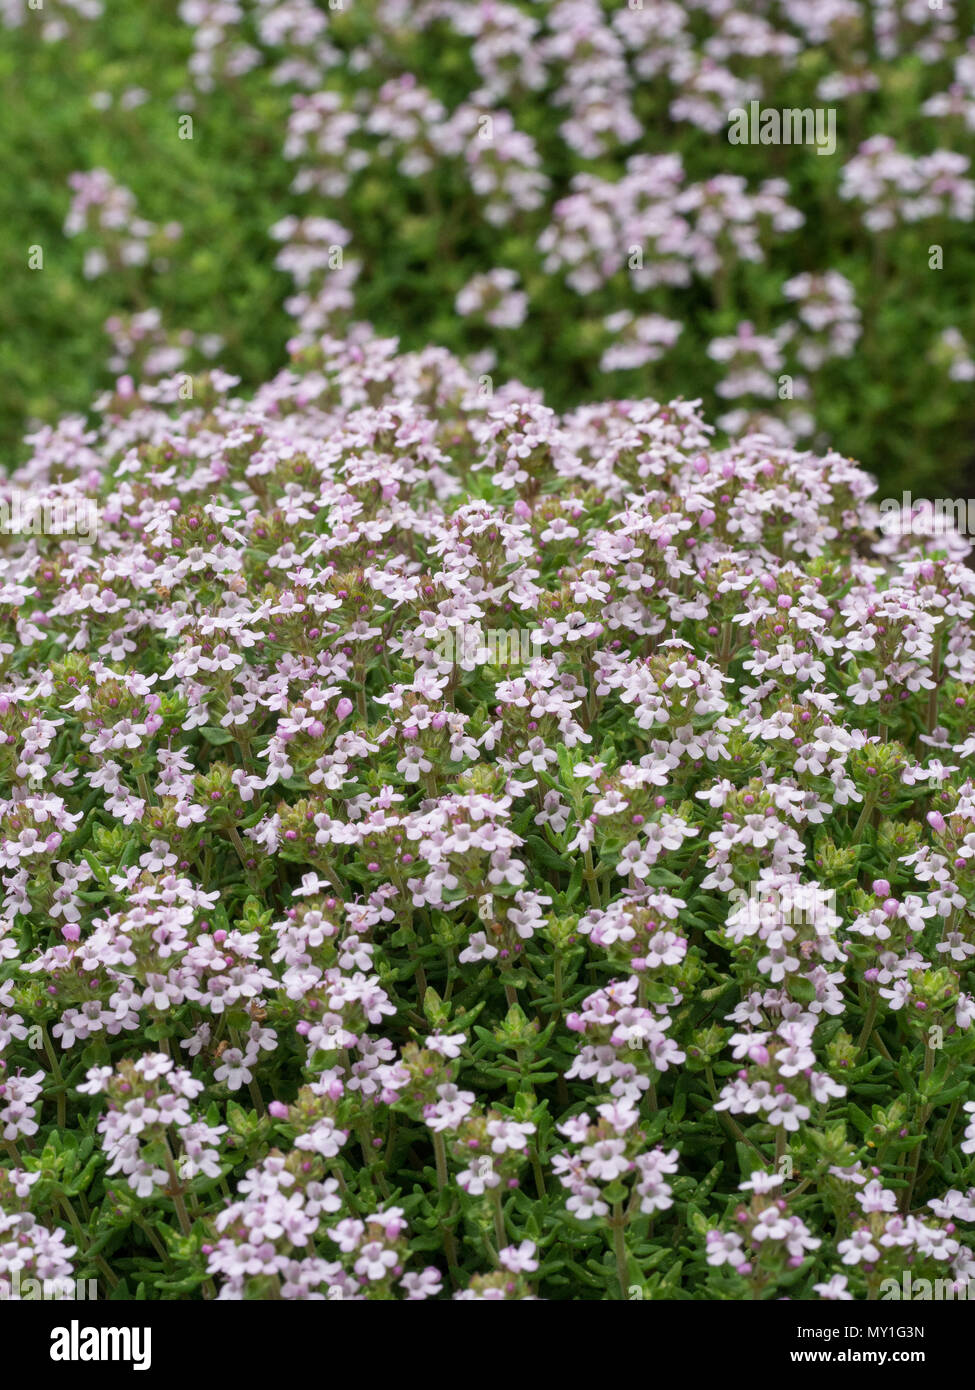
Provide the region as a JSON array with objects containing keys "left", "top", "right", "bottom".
[{"left": 3, "top": 2, "right": 975, "bottom": 499}]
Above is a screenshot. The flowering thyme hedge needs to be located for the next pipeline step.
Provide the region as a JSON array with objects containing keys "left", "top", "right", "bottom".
[{"left": 3, "top": 334, "right": 975, "bottom": 1301}]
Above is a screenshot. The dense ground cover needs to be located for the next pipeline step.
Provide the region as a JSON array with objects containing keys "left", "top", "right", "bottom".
[
  {"left": 3, "top": 0, "right": 975, "bottom": 496},
  {"left": 2, "top": 335, "right": 975, "bottom": 1299}
]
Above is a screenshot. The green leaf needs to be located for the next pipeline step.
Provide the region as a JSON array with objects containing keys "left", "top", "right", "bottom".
[{"left": 200, "top": 725, "right": 233, "bottom": 745}]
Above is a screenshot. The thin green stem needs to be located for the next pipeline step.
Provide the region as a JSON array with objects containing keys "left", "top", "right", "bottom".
[
  {"left": 490, "top": 1185, "right": 507, "bottom": 1251},
  {"left": 41, "top": 1025, "right": 66, "bottom": 1129},
  {"left": 163, "top": 1139, "right": 193, "bottom": 1238},
  {"left": 855, "top": 989, "right": 879, "bottom": 1057},
  {"left": 612, "top": 1203, "right": 629, "bottom": 1300}
]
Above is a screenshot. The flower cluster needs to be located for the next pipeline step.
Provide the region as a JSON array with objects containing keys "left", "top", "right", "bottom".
[
  {"left": 0, "top": 329, "right": 973, "bottom": 1300},
  {"left": 63, "top": 169, "right": 181, "bottom": 281}
]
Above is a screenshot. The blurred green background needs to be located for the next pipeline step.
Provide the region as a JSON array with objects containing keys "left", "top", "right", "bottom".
[{"left": 3, "top": 0, "right": 974, "bottom": 500}]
